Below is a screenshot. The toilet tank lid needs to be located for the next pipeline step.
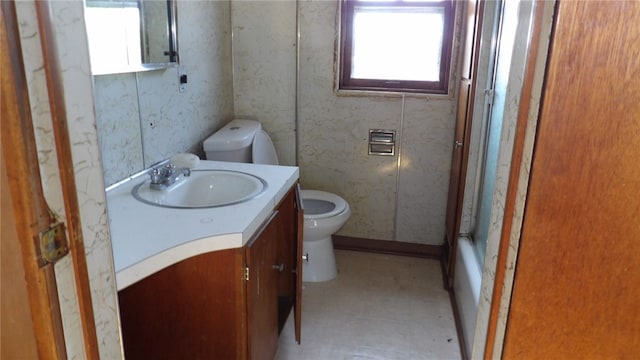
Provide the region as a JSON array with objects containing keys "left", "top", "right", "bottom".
[{"left": 203, "top": 119, "right": 261, "bottom": 151}]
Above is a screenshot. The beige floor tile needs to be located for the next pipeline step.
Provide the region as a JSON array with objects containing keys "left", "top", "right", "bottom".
[{"left": 276, "top": 250, "right": 461, "bottom": 360}]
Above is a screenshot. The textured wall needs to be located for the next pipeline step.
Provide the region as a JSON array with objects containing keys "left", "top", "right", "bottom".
[
  {"left": 297, "top": 0, "right": 461, "bottom": 244},
  {"left": 16, "top": 1, "right": 124, "bottom": 358},
  {"left": 229, "top": 0, "right": 461, "bottom": 245},
  {"left": 96, "top": 0, "right": 462, "bottom": 245},
  {"left": 394, "top": 97, "right": 458, "bottom": 244},
  {"left": 231, "top": 0, "right": 297, "bottom": 166},
  {"left": 95, "top": 1, "right": 234, "bottom": 186},
  {"left": 94, "top": 74, "right": 144, "bottom": 185}
]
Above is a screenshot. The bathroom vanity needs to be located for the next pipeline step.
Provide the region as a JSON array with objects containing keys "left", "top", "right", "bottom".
[{"left": 106, "top": 160, "right": 302, "bottom": 359}]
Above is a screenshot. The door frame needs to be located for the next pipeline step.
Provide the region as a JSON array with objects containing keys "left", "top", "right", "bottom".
[
  {"left": 444, "top": 0, "right": 485, "bottom": 286},
  {"left": 481, "top": 1, "right": 555, "bottom": 358},
  {"left": 2, "top": 2, "right": 67, "bottom": 356},
  {"left": 1, "top": 1, "right": 99, "bottom": 358}
]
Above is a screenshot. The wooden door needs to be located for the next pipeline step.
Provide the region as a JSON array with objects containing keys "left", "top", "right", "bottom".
[
  {"left": 444, "top": 0, "right": 484, "bottom": 284},
  {"left": 1, "top": 141, "right": 40, "bottom": 359},
  {"left": 2, "top": 2, "right": 101, "bottom": 358},
  {"left": 274, "top": 185, "right": 303, "bottom": 344},
  {"left": 246, "top": 211, "right": 280, "bottom": 360},
  {"left": 501, "top": 1, "right": 640, "bottom": 357},
  {"left": 1, "top": 2, "right": 67, "bottom": 357},
  {"left": 276, "top": 188, "right": 294, "bottom": 332}
]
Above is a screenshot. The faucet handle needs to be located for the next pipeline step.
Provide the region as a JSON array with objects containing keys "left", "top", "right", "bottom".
[
  {"left": 147, "top": 162, "right": 190, "bottom": 190},
  {"left": 157, "top": 163, "right": 175, "bottom": 177},
  {"left": 149, "top": 167, "right": 162, "bottom": 183},
  {"left": 148, "top": 163, "right": 173, "bottom": 183}
]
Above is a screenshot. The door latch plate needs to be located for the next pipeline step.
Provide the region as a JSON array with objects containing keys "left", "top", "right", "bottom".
[{"left": 36, "top": 222, "right": 69, "bottom": 267}]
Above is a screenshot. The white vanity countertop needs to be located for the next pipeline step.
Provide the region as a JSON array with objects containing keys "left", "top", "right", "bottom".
[{"left": 106, "top": 160, "right": 299, "bottom": 290}]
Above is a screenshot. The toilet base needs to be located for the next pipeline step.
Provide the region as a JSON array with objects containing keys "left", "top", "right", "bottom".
[{"left": 302, "top": 236, "right": 337, "bottom": 282}]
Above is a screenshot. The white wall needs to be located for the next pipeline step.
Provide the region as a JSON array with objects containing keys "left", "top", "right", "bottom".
[
  {"left": 95, "top": 1, "right": 234, "bottom": 186},
  {"left": 231, "top": 0, "right": 298, "bottom": 167},
  {"left": 96, "top": 0, "right": 463, "bottom": 245},
  {"left": 233, "top": 0, "right": 464, "bottom": 245},
  {"left": 300, "top": 0, "right": 461, "bottom": 244}
]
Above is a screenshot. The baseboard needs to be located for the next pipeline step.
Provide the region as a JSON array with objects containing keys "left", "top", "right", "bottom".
[{"left": 332, "top": 235, "right": 443, "bottom": 260}]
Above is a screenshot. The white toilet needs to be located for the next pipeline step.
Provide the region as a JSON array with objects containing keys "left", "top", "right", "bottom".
[{"left": 203, "top": 119, "right": 350, "bottom": 282}]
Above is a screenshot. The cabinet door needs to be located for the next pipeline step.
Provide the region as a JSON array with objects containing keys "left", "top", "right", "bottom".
[
  {"left": 294, "top": 184, "right": 303, "bottom": 343},
  {"left": 275, "top": 186, "right": 298, "bottom": 335},
  {"left": 117, "top": 248, "right": 244, "bottom": 359},
  {"left": 271, "top": 185, "right": 303, "bottom": 343},
  {"left": 245, "top": 211, "right": 280, "bottom": 360}
]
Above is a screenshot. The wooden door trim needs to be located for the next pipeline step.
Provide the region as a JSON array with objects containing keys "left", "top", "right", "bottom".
[
  {"left": 482, "top": 1, "right": 548, "bottom": 358},
  {"left": 1, "top": 1, "right": 66, "bottom": 357},
  {"left": 444, "top": 0, "right": 485, "bottom": 286},
  {"left": 34, "top": 2, "right": 100, "bottom": 358},
  {"left": 458, "top": 0, "right": 485, "bottom": 220}
]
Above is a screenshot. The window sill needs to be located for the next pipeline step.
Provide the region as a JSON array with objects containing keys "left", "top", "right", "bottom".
[{"left": 334, "top": 87, "right": 454, "bottom": 101}]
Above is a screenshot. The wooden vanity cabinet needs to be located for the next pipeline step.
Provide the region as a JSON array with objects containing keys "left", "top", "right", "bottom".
[{"left": 117, "top": 185, "right": 302, "bottom": 360}]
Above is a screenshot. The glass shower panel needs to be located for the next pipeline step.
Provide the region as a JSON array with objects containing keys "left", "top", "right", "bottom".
[{"left": 473, "top": 0, "right": 519, "bottom": 265}]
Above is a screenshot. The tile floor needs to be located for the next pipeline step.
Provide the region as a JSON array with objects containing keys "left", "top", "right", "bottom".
[{"left": 275, "top": 250, "right": 462, "bottom": 360}]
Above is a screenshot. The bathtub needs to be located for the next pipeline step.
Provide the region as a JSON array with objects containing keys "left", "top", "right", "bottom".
[{"left": 453, "top": 236, "right": 482, "bottom": 355}]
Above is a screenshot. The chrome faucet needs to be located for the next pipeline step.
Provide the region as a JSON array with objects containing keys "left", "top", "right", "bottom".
[{"left": 148, "top": 162, "right": 191, "bottom": 190}]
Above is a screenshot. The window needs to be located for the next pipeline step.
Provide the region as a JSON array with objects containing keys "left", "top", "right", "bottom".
[{"left": 339, "top": 0, "right": 455, "bottom": 95}]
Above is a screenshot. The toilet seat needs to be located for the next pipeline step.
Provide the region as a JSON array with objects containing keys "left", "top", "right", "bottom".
[
  {"left": 301, "top": 190, "right": 347, "bottom": 220},
  {"left": 205, "top": 119, "right": 349, "bottom": 282}
]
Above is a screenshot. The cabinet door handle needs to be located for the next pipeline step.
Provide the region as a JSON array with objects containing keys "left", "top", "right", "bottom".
[
  {"left": 272, "top": 263, "right": 285, "bottom": 272},
  {"left": 301, "top": 253, "right": 309, "bottom": 263}
]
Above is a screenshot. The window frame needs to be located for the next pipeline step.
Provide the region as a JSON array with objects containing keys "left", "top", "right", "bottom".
[{"left": 339, "top": 0, "right": 455, "bottom": 95}]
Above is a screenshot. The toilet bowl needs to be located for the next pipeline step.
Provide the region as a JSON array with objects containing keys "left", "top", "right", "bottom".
[
  {"left": 203, "top": 119, "right": 350, "bottom": 282},
  {"left": 301, "top": 190, "right": 350, "bottom": 282}
]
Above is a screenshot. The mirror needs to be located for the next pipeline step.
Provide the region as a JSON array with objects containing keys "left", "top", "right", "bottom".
[{"left": 84, "top": 0, "right": 178, "bottom": 75}]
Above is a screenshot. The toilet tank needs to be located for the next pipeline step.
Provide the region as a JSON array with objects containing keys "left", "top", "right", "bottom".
[{"left": 203, "top": 119, "right": 261, "bottom": 162}]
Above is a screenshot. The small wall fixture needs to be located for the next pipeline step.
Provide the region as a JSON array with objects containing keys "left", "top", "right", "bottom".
[
  {"left": 178, "top": 65, "right": 188, "bottom": 93},
  {"left": 368, "top": 129, "right": 396, "bottom": 156}
]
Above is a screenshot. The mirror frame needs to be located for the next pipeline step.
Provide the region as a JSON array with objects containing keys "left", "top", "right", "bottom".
[{"left": 87, "top": 0, "right": 179, "bottom": 75}]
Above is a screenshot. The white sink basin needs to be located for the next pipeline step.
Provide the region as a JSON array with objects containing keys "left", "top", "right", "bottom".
[{"left": 132, "top": 170, "right": 267, "bottom": 208}]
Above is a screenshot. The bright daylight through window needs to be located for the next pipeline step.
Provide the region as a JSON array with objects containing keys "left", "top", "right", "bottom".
[
  {"left": 339, "top": 0, "right": 454, "bottom": 94},
  {"left": 84, "top": 1, "right": 141, "bottom": 71}
]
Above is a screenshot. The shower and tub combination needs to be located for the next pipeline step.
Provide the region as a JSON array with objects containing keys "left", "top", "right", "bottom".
[
  {"left": 454, "top": 236, "right": 482, "bottom": 350},
  {"left": 452, "top": 0, "right": 530, "bottom": 355}
]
